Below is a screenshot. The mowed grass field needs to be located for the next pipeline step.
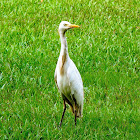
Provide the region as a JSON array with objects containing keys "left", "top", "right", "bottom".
[{"left": 0, "top": 0, "right": 139, "bottom": 139}]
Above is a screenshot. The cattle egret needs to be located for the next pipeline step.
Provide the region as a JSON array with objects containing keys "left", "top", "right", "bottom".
[{"left": 54, "top": 21, "right": 84, "bottom": 127}]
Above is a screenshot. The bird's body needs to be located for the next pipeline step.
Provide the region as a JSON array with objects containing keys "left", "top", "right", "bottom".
[{"left": 54, "top": 21, "right": 84, "bottom": 126}]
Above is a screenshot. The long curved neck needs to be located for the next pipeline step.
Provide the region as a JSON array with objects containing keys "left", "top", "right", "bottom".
[{"left": 59, "top": 32, "right": 69, "bottom": 57}]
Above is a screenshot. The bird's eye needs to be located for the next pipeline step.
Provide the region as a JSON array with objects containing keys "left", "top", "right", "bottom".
[{"left": 64, "top": 24, "right": 68, "bottom": 26}]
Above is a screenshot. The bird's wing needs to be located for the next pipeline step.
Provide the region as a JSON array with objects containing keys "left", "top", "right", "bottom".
[{"left": 67, "top": 59, "right": 84, "bottom": 117}]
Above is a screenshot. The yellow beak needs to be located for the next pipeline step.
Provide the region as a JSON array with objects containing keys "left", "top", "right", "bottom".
[{"left": 67, "top": 24, "right": 80, "bottom": 28}]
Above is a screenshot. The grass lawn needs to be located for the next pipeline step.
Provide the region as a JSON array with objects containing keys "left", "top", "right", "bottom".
[{"left": 0, "top": 0, "right": 139, "bottom": 139}]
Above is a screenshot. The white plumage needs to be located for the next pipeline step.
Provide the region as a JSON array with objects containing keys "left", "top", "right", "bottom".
[{"left": 54, "top": 21, "right": 84, "bottom": 126}]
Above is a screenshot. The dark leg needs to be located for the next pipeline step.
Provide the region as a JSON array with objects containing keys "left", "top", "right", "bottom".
[
  {"left": 59, "top": 100, "right": 66, "bottom": 127},
  {"left": 75, "top": 108, "right": 77, "bottom": 126}
]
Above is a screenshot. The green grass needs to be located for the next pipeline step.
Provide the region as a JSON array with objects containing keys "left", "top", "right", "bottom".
[{"left": 0, "top": 0, "right": 139, "bottom": 139}]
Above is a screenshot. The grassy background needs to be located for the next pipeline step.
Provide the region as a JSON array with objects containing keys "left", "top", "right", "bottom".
[{"left": 0, "top": 0, "right": 139, "bottom": 139}]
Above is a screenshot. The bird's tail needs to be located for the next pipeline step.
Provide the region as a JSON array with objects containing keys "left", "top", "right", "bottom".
[
  {"left": 77, "top": 104, "right": 83, "bottom": 117},
  {"left": 70, "top": 104, "right": 83, "bottom": 117}
]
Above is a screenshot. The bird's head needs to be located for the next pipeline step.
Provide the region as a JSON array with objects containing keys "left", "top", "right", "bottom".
[{"left": 58, "top": 21, "right": 80, "bottom": 34}]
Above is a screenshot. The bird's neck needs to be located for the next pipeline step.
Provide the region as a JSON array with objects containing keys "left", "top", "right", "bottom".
[{"left": 59, "top": 33, "right": 69, "bottom": 58}]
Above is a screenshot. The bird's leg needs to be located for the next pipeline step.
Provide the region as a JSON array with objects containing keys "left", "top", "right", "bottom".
[
  {"left": 75, "top": 107, "right": 77, "bottom": 126},
  {"left": 59, "top": 100, "right": 66, "bottom": 127},
  {"left": 74, "top": 99, "right": 77, "bottom": 126}
]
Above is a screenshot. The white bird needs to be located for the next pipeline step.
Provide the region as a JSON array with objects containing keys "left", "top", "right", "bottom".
[{"left": 54, "top": 21, "right": 84, "bottom": 127}]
